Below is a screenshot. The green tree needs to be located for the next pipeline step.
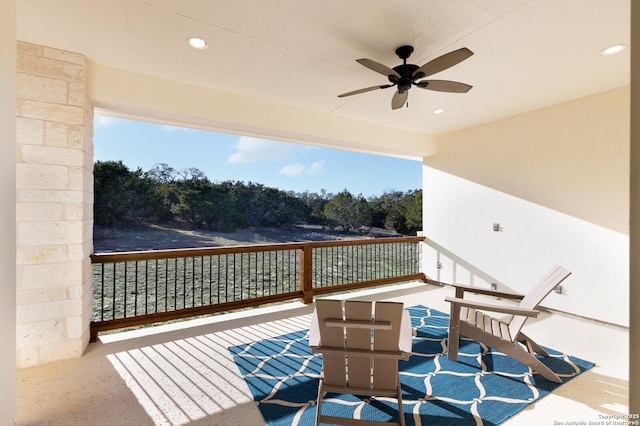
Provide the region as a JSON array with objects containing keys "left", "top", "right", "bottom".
[
  {"left": 227, "top": 182, "right": 309, "bottom": 228},
  {"left": 404, "top": 189, "right": 422, "bottom": 233},
  {"left": 144, "top": 163, "right": 178, "bottom": 222},
  {"left": 145, "top": 163, "right": 177, "bottom": 184},
  {"left": 171, "top": 175, "right": 241, "bottom": 230},
  {"left": 94, "top": 159, "right": 421, "bottom": 234},
  {"left": 383, "top": 190, "right": 423, "bottom": 235},
  {"left": 94, "top": 160, "right": 160, "bottom": 227},
  {"left": 369, "top": 191, "right": 405, "bottom": 228},
  {"left": 367, "top": 189, "right": 423, "bottom": 235},
  {"left": 255, "top": 186, "right": 309, "bottom": 226},
  {"left": 297, "top": 190, "right": 332, "bottom": 225},
  {"left": 171, "top": 175, "right": 213, "bottom": 228},
  {"left": 323, "top": 190, "right": 371, "bottom": 232}
]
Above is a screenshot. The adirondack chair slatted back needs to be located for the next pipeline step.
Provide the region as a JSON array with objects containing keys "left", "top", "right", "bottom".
[
  {"left": 315, "top": 299, "right": 404, "bottom": 391},
  {"left": 508, "top": 265, "right": 572, "bottom": 338},
  {"left": 317, "top": 299, "right": 347, "bottom": 387},
  {"left": 372, "top": 301, "right": 404, "bottom": 390}
]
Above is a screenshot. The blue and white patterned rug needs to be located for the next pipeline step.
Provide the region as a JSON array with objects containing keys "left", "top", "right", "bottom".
[{"left": 229, "top": 305, "right": 594, "bottom": 425}]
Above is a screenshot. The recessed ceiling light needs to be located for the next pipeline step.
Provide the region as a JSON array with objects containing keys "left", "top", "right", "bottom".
[
  {"left": 432, "top": 108, "right": 444, "bottom": 115},
  {"left": 188, "top": 37, "right": 208, "bottom": 50},
  {"left": 600, "top": 44, "right": 626, "bottom": 56}
]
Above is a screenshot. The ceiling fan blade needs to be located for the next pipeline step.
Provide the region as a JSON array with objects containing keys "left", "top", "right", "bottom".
[
  {"left": 416, "top": 79, "right": 473, "bottom": 93},
  {"left": 412, "top": 47, "right": 474, "bottom": 79},
  {"left": 356, "top": 58, "right": 401, "bottom": 79},
  {"left": 391, "top": 89, "right": 409, "bottom": 110},
  {"left": 338, "top": 84, "right": 393, "bottom": 98}
]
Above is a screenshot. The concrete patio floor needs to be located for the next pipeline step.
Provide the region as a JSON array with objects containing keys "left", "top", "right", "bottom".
[{"left": 13, "top": 281, "right": 629, "bottom": 425}]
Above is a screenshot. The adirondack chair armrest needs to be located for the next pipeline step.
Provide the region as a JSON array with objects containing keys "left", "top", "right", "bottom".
[
  {"left": 451, "top": 283, "right": 525, "bottom": 300},
  {"left": 399, "top": 310, "right": 412, "bottom": 354},
  {"left": 445, "top": 296, "right": 540, "bottom": 317},
  {"left": 309, "top": 309, "right": 320, "bottom": 347}
]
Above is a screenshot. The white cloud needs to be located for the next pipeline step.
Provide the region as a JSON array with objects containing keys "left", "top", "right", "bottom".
[
  {"left": 94, "top": 116, "right": 116, "bottom": 128},
  {"left": 227, "top": 136, "right": 295, "bottom": 164},
  {"left": 309, "top": 161, "right": 324, "bottom": 175},
  {"left": 279, "top": 161, "right": 325, "bottom": 177},
  {"left": 279, "top": 163, "right": 306, "bottom": 177}
]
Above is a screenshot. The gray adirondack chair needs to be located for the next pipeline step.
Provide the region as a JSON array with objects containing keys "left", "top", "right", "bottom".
[
  {"left": 309, "top": 299, "right": 412, "bottom": 426},
  {"left": 445, "top": 265, "right": 571, "bottom": 383}
]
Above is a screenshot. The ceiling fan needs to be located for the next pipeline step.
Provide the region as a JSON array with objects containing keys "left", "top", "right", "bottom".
[{"left": 338, "top": 45, "right": 474, "bottom": 110}]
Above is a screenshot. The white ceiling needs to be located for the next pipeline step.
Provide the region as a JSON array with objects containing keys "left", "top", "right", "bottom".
[{"left": 16, "top": 0, "right": 630, "bottom": 136}]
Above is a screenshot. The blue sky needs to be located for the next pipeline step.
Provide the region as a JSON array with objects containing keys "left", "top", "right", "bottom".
[{"left": 93, "top": 115, "right": 422, "bottom": 198}]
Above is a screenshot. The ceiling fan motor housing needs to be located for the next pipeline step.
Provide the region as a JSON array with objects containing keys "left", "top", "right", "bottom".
[
  {"left": 391, "top": 64, "right": 419, "bottom": 93},
  {"left": 391, "top": 46, "right": 422, "bottom": 93}
]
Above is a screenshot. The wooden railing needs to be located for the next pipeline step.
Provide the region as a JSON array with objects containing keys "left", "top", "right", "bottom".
[{"left": 90, "top": 236, "right": 425, "bottom": 341}]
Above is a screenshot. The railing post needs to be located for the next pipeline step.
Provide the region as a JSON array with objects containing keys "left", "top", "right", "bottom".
[{"left": 299, "top": 244, "right": 314, "bottom": 304}]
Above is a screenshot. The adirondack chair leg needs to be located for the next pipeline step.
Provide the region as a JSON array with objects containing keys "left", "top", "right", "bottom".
[
  {"left": 500, "top": 342, "right": 562, "bottom": 383},
  {"left": 316, "top": 378, "right": 324, "bottom": 426},
  {"left": 396, "top": 383, "right": 405, "bottom": 426},
  {"left": 517, "top": 331, "right": 550, "bottom": 357},
  {"left": 447, "top": 304, "right": 461, "bottom": 361}
]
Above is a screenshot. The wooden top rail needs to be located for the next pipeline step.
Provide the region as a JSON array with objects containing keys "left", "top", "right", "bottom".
[{"left": 91, "top": 236, "right": 425, "bottom": 263}]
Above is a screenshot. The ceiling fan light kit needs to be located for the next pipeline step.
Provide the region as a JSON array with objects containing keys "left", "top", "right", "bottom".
[{"left": 339, "top": 45, "right": 473, "bottom": 110}]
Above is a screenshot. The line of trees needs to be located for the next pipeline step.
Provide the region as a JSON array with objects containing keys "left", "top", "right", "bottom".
[{"left": 94, "top": 161, "right": 422, "bottom": 235}]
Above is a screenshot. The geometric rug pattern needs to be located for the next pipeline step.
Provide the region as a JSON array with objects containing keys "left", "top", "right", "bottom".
[{"left": 229, "top": 305, "right": 594, "bottom": 425}]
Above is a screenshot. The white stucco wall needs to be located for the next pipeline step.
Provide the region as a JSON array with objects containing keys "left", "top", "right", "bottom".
[
  {"left": 1, "top": 1, "right": 17, "bottom": 423},
  {"left": 422, "top": 87, "right": 630, "bottom": 326}
]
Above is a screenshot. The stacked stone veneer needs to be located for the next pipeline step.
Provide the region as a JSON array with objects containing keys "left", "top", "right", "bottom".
[{"left": 16, "top": 42, "right": 93, "bottom": 367}]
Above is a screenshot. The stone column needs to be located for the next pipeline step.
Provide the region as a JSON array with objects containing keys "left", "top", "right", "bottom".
[{"left": 16, "top": 42, "right": 93, "bottom": 367}]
